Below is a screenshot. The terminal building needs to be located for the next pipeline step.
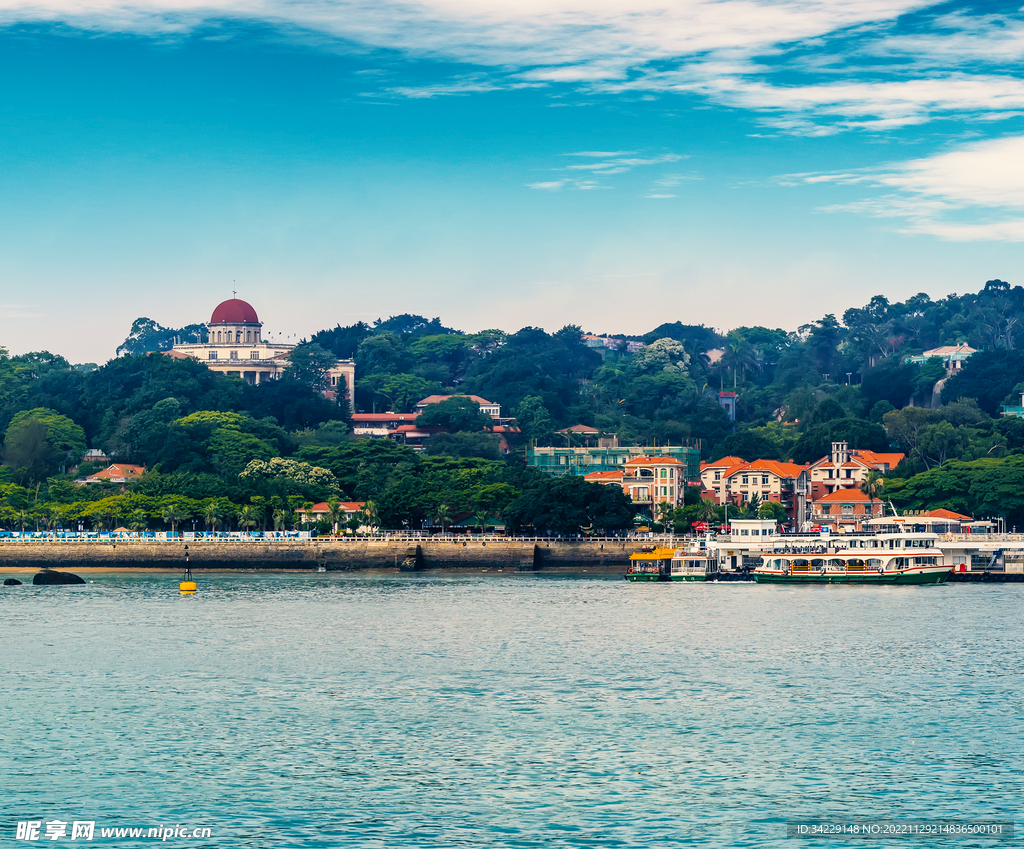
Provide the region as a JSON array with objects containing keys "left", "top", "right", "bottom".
[
  {"left": 170, "top": 298, "right": 355, "bottom": 408},
  {"left": 526, "top": 443, "right": 700, "bottom": 484}
]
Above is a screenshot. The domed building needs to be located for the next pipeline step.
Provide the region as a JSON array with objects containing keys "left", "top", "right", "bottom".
[{"left": 171, "top": 298, "right": 354, "bottom": 408}]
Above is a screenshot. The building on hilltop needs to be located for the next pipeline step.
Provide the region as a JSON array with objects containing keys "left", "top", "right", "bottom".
[
  {"left": 905, "top": 344, "right": 977, "bottom": 373},
  {"left": 351, "top": 412, "right": 421, "bottom": 437},
  {"left": 170, "top": 298, "right": 354, "bottom": 409},
  {"left": 582, "top": 335, "right": 644, "bottom": 354},
  {"left": 415, "top": 394, "right": 502, "bottom": 418}
]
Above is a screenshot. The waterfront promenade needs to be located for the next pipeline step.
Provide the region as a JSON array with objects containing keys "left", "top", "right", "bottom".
[
  {"left": 0, "top": 534, "right": 640, "bottom": 571},
  {"left": 3, "top": 531, "right": 1024, "bottom": 579}
]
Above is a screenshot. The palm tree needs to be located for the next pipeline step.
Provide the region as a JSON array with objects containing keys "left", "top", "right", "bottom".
[
  {"left": 302, "top": 502, "right": 316, "bottom": 529},
  {"left": 434, "top": 504, "right": 451, "bottom": 534},
  {"left": 237, "top": 505, "right": 258, "bottom": 534},
  {"left": 474, "top": 510, "right": 490, "bottom": 535},
  {"left": 161, "top": 503, "right": 186, "bottom": 536},
  {"left": 326, "top": 499, "right": 343, "bottom": 535},
  {"left": 860, "top": 470, "right": 885, "bottom": 521},
  {"left": 698, "top": 499, "right": 719, "bottom": 522},
  {"left": 744, "top": 493, "right": 762, "bottom": 519},
  {"left": 128, "top": 509, "right": 148, "bottom": 533},
  {"left": 272, "top": 509, "right": 294, "bottom": 532},
  {"left": 202, "top": 501, "right": 225, "bottom": 533},
  {"left": 49, "top": 505, "right": 69, "bottom": 532},
  {"left": 15, "top": 510, "right": 29, "bottom": 533},
  {"left": 362, "top": 500, "right": 379, "bottom": 532},
  {"left": 719, "top": 330, "right": 757, "bottom": 389}
]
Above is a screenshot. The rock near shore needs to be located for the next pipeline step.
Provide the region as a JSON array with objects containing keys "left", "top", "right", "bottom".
[{"left": 33, "top": 570, "right": 86, "bottom": 585}]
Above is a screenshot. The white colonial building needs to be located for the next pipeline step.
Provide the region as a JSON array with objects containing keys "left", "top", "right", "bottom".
[{"left": 171, "top": 298, "right": 355, "bottom": 408}]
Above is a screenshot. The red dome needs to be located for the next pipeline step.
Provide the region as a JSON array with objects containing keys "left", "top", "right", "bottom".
[{"left": 210, "top": 298, "right": 260, "bottom": 324}]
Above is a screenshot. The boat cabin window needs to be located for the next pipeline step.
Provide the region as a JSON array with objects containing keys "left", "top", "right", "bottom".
[{"left": 866, "top": 558, "right": 883, "bottom": 568}]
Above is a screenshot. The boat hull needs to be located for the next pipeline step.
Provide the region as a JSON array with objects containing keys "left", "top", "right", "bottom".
[
  {"left": 753, "top": 568, "right": 949, "bottom": 585},
  {"left": 625, "top": 573, "right": 664, "bottom": 582}
]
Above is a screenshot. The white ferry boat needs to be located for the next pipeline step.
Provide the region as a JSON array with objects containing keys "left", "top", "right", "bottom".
[{"left": 753, "top": 531, "right": 949, "bottom": 584}]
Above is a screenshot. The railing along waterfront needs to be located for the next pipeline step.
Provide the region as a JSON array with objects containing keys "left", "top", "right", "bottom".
[{"left": 0, "top": 532, "right": 692, "bottom": 545}]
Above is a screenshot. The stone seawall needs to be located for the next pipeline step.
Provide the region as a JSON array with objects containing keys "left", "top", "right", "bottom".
[{"left": 0, "top": 539, "right": 636, "bottom": 571}]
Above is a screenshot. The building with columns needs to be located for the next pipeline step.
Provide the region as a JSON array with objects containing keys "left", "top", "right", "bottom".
[{"left": 170, "top": 298, "right": 355, "bottom": 409}]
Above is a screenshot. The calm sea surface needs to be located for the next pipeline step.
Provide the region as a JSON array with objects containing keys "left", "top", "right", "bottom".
[{"left": 2, "top": 572, "right": 1021, "bottom": 847}]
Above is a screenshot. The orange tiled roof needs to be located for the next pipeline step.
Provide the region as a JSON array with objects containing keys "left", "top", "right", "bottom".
[
  {"left": 923, "top": 508, "right": 973, "bottom": 521},
  {"left": 310, "top": 502, "right": 366, "bottom": 513},
  {"left": 705, "top": 456, "right": 746, "bottom": 468},
  {"left": 724, "top": 459, "right": 807, "bottom": 479},
  {"left": 86, "top": 464, "right": 146, "bottom": 481},
  {"left": 417, "top": 394, "right": 495, "bottom": 407},
  {"left": 584, "top": 471, "right": 624, "bottom": 481},
  {"left": 816, "top": 488, "right": 874, "bottom": 503},
  {"left": 624, "top": 456, "right": 684, "bottom": 465},
  {"left": 855, "top": 450, "right": 905, "bottom": 468}
]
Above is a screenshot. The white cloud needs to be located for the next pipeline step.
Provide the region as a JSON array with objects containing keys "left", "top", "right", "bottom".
[
  {"left": 529, "top": 150, "right": 686, "bottom": 191},
  {"left": 646, "top": 193, "right": 676, "bottom": 199},
  {"left": 5, "top": 1, "right": 1024, "bottom": 133},
  {"left": 802, "top": 134, "right": 1024, "bottom": 241}
]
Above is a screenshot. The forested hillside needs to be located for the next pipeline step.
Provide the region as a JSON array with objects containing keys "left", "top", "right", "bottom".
[{"left": 3, "top": 279, "right": 1024, "bottom": 532}]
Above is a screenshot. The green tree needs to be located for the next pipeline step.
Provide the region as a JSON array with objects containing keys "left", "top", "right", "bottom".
[
  {"left": 128, "top": 509, "right": 149, "bottom": 533},
  {"left": 424, "top": 432, "right": 501, "bottom": 460},
  {"left": 513, "top": 395, "right": 555, "bottom": 443},
  {"left": 161, "top": 501, "right": 188, "bottom": 535},
  {"left": 237, "top": 504, "right": 259, "bottom": 533},
  {"left": 202, "top": 499, "right": 226, "bottom": 532},
  {"left": 630, "top": 338, "right": 692, "bottom": 377},
  {"left": 758, "top": 501, "right": 788, "bottom": 522},
  {"left": 3, "top": 408, "right": 86, "bottom": 483},
  {"left": 285, "top": 343, "right": 337, "bottom": 393},
  {"left": 434, "top": 503, "right": 451, "bottom": 533},
  {"left": 942, "top": 349, "right": 1024, "bottom": 415},
  {"left": 505, "top": 475, "right": 633, "bottom": 535},
  {"left": 417, "top": 397, "right": 494, "bottom": 433}
]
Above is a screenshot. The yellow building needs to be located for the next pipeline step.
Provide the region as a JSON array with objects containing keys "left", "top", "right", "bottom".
[{"left": 171, "top": 298, "right": 354, "bottom": 409}]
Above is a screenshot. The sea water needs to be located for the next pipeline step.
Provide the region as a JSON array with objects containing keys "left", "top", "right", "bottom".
[{"left": 2, "top": 573, "right": 1021, "bottom": 847}]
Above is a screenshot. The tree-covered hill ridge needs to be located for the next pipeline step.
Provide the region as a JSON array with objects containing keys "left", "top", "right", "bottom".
[{"left": 1, "top": 279, "right": 1023, "bottom": 532}]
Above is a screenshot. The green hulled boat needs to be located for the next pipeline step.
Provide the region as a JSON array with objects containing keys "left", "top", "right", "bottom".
[
  {"left": 753, "top": 548, "right": 950, "bottom": 585},
  {"left": 627, "top": 547, "right": 720, "bottom": 581}
]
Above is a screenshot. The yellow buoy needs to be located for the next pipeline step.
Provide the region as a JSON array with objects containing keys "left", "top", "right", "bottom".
[{"left": 180, "top": 546, "right": 196, "bottom": 593}]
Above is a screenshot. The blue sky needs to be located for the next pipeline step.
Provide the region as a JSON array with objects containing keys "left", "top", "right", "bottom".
[{"left": 1, "top": 0, "right": 1023, "bottom": 362}]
